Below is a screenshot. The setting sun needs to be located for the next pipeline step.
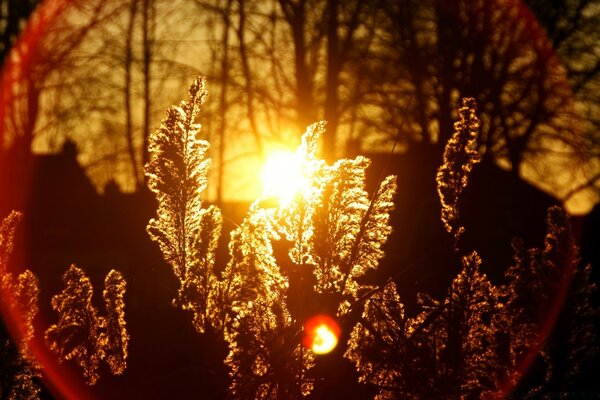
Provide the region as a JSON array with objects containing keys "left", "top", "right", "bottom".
[
  {"left": 303, "top": 315, "right": 341, "bottom": 355},
  {"left": 261, "top": 150, "right": 305, "bottom": 204}
]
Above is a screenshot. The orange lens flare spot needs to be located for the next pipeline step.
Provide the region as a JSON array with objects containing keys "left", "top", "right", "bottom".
[{"left": 302, "top": 314, "right": 341, "bottom": 355}]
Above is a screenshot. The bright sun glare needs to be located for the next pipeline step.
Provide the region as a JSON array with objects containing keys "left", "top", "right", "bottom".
[
  {"left": 303, "top": 315, "right": 341, "bottom": 355},
  {"left": 261, "top": 150, "right": 305, "bottom": 204}
]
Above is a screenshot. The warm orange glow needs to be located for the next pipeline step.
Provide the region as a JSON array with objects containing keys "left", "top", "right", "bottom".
[
  {"left": 261, "top": 150, "right": 305, "bottom": 204},
  {"left": 303, "top": 314, "right": 341, "bottom": 355}
]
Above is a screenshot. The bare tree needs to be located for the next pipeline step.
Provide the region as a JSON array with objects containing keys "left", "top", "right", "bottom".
[
  {"left": 124, "top": 0, "right": 141, "bottom": 187},
  {"left": 21, "top": 0, "right": 199, "bottom": 192},
  {"left": 0, "top": 0, "right": 119, "bottom": 154},
  {"left": 355, "top": 0, "right": 595, "bottom": 210},
  {"left": 526, "top": 0, "right": 600, "bottom": 203}
]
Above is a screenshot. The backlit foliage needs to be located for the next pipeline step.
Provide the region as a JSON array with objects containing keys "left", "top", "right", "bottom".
[
  {"left": 0, "top": 211, "right": 41, "bottom": 399},
  {"left": 146, "top": 78, "right": 398, "bottom": 398},
  {"left": 146, "top": 79, "right": 597, "bottom": 398},
  {"left": 436, "top": 97, "right": 481, "bottom": 242},
  {"left": 1, "top": 212, "right": 129, "bottom": 389},
  {"left": 101, "top": 270, "right": 128, "bottom": 375},
  {"left": 224, "top": 122, "right": 397, "bottom": 398},
  {"left": 271, "top": 123, "right": 397, "bottom": 315},
  {"left": 45, "top": 265, "right": 128, "bottom": 385},
  {"left": 145, "top": 76, "right": 223, "bottom": 334},
  {"left": 345, "top": 101, "right": 597, "bottom": 399},
  {"left": 346, "top": 253, "right": 503, "bottom": 399},
  {"left": 499, "top": 206, "right": 598, "bottom": 397}
]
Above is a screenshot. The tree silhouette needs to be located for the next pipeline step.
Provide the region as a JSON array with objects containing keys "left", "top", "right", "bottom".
[
  {"left": 526, "top": 0, "right": 600, "bottom": 200},
  {"left": 361, "top": 0, "right": 593, "bottom": 208},
  {"left": 0, "top": 0, "right": 120, "bottom": 154}
]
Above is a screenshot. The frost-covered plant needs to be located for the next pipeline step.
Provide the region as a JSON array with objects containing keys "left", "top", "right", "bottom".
[
  {"left": 1, "top": 211, "right": 128, "bottom": 388},
  {"left": 148, "top": 78, "right": 595, "bottom": 398},
  {"left": 0, "top": 211, "right": 41, "bottom": 399},
  {"left": 45, "top": 264, "right": 128, "bottom": 385},
  {"left": 101, "top": 270, "right": 128, "bottom": 376},
  {"left": 145, "top": 76, "right": 223, "bottom": 334},
  {"left": 345, "top": 99, "right": 597, "bottom": 399},
  {"left": 498, "top": 206, "right": 598, "bottom": 397},
  {"left": 346, "top": 206, "right": 597, "bottom": 399},
  {"left": 223, "top": 122, "right": 396, "bottom": 398},
  {"left": 436, "top": 97, "right": 481, "bottom": 243},
  {"left": 146, "top": 78, "right": 398, "bottom": 398},
  {"left": 346, "top": 253, "right": 503, "bottom": 399},
  {"left": 267, "top": 123, "right": 396, "bottom": 315}
]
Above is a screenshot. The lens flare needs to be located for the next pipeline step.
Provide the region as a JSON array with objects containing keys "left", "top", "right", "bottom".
[{"left": 302, "top": 314, "right": 341, "bottom": 355}]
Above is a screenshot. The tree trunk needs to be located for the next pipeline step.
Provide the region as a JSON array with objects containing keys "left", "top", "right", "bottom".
[
  {"left": 124, "top": 0, "right": 141, "bottom": 188},
  {"left": 236, "top": 0, "right": 264, "bottom": 159},
  {"left": 141, "top": 0, "right": 155, "bottom": 170},
  {"left": 216, "top": 0, "right": 233, "bottom": 206},
  {"left": 324, "top": 0, "right": 339, "bottom": 161},
  {"left": 279, "top": 0, "right": 314, "bottom": 130}
]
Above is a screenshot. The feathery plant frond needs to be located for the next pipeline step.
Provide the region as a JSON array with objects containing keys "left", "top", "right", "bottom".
[
  {"left": 222, "top": 203, "right": 283, "bottom": 315},
  {"left": 563, "top": 263, "right": 598, "bottom": 385},
  {"left": 337, "top": 174, "right": 396, "bottom": 313},
  {"left": 272, "top": 122, "right": 397, "bottom": 314},
  {"left": 222, "top": 122, "right": 397, "bottom": 397},
  {"left": 224, "top": 279, "right": 314, "bottom": 399},
  {"left": 436, "top": 97, "right": 481, "bottom": 243},
  {"left": 6, "top": 369, "right": 41, "bottom": 400},
  {"left": 346, "top": 253, "right": 503, "bottom": 399},
  {"left": 145, "top": 76, "right": 223, "bottom": 334},
  {"left": 45, "top": 265, "right": 129, "bottom": 385},
  {"left": 499, "top": 206, "right": 598, "bottom": 396},
  {"left": 345, "top": 202, "right": 596, "bottom": 397},
  {"left": 344, "top": 97, "right": 599, "bottom": 398},
  {"left": 345, "top": 281, "right": 408, "bottom": 397},
  {"left": 446, "top": 252, "right": 504, "bottom": 397},
  {"left": 274, "top": 122, "right": 326, "bottom": 268},
  {"left": 45, "top": 265, "right": 104, "bottom": 385},
  {"left": 102, "top": 270, "right": 128, "bottom": 375},
  {"left": 0, "top": 215, "right": 40, "bottom": 361},
  {"left": 0, "top": 211, "right": 21, "bottom": 281},
  {"left": 13, "top": 270, "right": 40, "bottom": 364},
  {"left": 0, "top": 211, "right": 41, "bottom": 400},
  {"left": 223, "top": 182, "right": 313, "bottom": 398}
]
